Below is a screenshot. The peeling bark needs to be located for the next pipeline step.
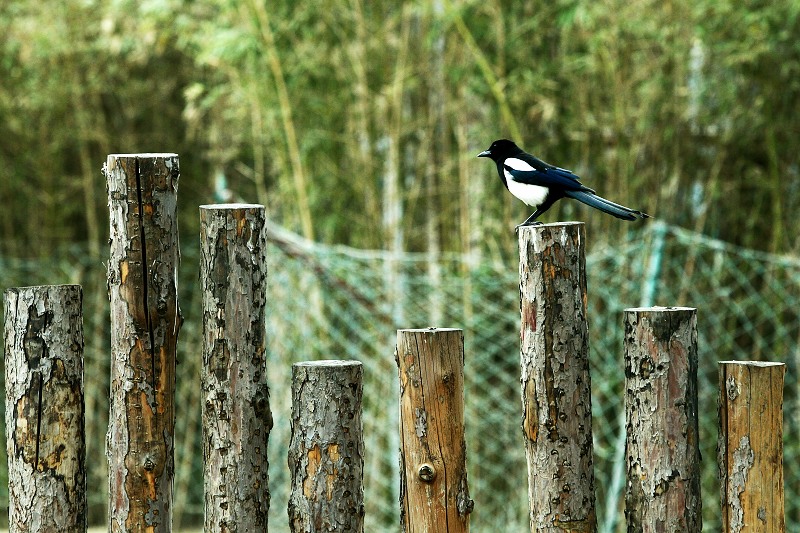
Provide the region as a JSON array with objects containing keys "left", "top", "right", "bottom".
[
  {"left": 105, "top": 154, "right": 182, "bottom": 533},
  {"left": 397, "top": 328, "right": 472, "bottom": 533},
  {"left": 623, "top": 307, "right": 701, "bottom": 532},
  {"left": 718, "top": 361, "right": 785, "bottom": 533},
  {"left": 288, "top": 361, "right": 364, "bottom": 533},
  {"left": 200, "top": 204, "right": 271, "bottom": 532},
  {"left": 3, "top": 284, "right": 86, "bottom": 532},
  {"left": 518, "top": 223, "right": 596, "bottom": 532}
]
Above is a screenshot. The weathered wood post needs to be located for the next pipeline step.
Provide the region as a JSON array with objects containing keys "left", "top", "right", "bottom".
[
  {"left": 3, "top": 285, "right": 86, "bottom": 533},
  {"left": 624, "top": 307, "right": 701, "bottom": 531},
  {"left": 518, "top": 223, "right": 596, "bottom": 532},
  {"left": 719, "top": 361, "right": 785, "bottom": 533},
  {"left": 288, "top": 360, "right": 364, "bottom": 532},
  {"left": 105, "top": 154, "right": 182, "bottom": 532},
  {"left": 397, "top": 328, "right": 472, "bottom": 533},
  {"left": 200, "top": 204, "right": 272, "bottom": 531}
]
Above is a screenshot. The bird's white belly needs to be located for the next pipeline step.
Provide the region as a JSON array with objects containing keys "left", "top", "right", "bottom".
[{"left": 505, "top": 173, "right": 549, "bottom": 207}]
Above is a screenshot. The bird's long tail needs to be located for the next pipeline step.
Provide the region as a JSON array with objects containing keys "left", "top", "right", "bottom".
[{"left": 565, "top": 190, "right": 650, "bottom": 221}]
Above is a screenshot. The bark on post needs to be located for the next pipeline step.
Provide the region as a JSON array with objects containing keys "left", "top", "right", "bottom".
[
  {"left": 718, "top": 361, "right": 785, "bottom": 533},
  {"left": 105, "top": 154, "right": 182, "bottom": 532},
  {"left": 518, "top": 223, "right": 596, "bottom": 532},
  {"left": 3, "top": 285, "right": 86, "bottom": 533},
  {"left": 288, "top": 360, "right": 364, "bottom": 533},
  {"left": 397, "top": 328, "right": 472, "bottom": 533},
  {"left": 200, "top": 204, "right": 271, "bottom": 531},
  {"left": 623, "top": 307, "right": 701, "bottom": 532}
]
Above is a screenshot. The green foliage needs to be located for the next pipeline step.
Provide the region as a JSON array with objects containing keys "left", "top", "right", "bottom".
[{"left": 2, "top": 0, "right": 799, "bottom": 257}]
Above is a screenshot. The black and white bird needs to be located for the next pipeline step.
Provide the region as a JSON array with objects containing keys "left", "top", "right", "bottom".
[{"left": 478, "top": 139, "right": 650, "bottom": 226}]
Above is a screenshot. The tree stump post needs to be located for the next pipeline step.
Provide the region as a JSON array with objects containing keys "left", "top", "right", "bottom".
[
  {"left": 397, "top": 328, "right": 472, "bottom": 533},
  {"left": 288, "top": 360, "right": 364, "bottom": 532},
  {"left": 718, "top": 361, "right": 785, "bottom": 533},
  {"left": 3, "top": 285, "right": 86, "bottom": 533},
  {"left": 105, "top": 154, "right": 182, "bottom": 532},
  {"left": 623, "top": 307, "right": 701, "bottom": 532},
  {"left": 200, "top": 203, "right": 272, "bottom": 531},
  {"left": 518, "top": 223, "right": 596, "bottom": 532}
]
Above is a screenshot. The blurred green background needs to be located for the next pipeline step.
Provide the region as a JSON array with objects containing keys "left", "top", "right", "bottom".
[{"left": 1, "top": 0, "right": 799, "bottom": 531}]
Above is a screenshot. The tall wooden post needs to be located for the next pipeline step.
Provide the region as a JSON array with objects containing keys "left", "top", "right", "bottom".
[
  {"left": 719, "top": 361, "right": 785, "bottom": 533},
  {"left": 288, "top": 360, "right": 364, "bottom": 532},
  {"left": 3, "top": 285, "right": 86, "bottom": 533},
  {"left": 397, "top": 328, "right": 472, "bottom": 533},
  {"left": 105, "top": 154, "right": 182, "bottom": 532},
  {"left": 200, "top": 204, "right": 272, "bottom": 531},
  {"left": 518, "top": 223, "right": 596, "bottom": 532},
  {"left": 624, "top": 307, "right": 701, "bottom": 531}
]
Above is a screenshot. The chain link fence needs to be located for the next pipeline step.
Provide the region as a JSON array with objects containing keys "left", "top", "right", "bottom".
[{"left": 1, "top": 221, "right": 799, "bottom": 531}]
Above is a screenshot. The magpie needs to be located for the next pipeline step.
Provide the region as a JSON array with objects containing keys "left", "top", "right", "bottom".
[{"left": 478, "top": 139, "right": 650, "bottom": 226}]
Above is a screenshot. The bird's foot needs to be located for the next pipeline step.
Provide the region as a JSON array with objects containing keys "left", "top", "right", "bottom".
[{"left": 515, "top": 221, "right": 543, "bottom": 230}]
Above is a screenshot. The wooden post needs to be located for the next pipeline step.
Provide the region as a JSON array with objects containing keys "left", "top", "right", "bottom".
[
  {"left": 518, "top": 223, "right": 596, "bottom": 532},
  {"left": 718, "top": 361, "right": 785, "bottom": 533},
  {"left": 105, "top": 154, "right": 182, "bottom": 532},
  {"left": 397, "top": 328, "right": 472, "bottom": 533},
  {"left": 623, "top": 307, "right": 701, "bottom": 531},
  {"left": 3, "top": 285, "right": 86, "bottom": 533},
  {"left": 200, "top": 204, "right": 272, "bottom": 531},
  {"left": 288, "top": 360, "right": 364, "bottom": 532}
]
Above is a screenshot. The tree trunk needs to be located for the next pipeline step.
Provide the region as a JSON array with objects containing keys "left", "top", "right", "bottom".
[
  {"left": 105, "top": 154, "right": 182, "bottom": 533},
  {"left": 518, "top": 223, "right": 597, "bottom": 532},
  {"left": 719, "top": 361, "right": 785, "bottom": 533},
  {"left": 623, "top": 307, "right": 701, "bottom": 532},
  {"left": 397, "top": 328, "right": 472, "bottom": 533},
  {"left": 3, "top": 284, "right": 86, "bottom": 533},
  {"left": 288, "top": 360, "right": 364, "bottom": 533},
  {"left": 200, "top": 204, "right": 272, "bottom": 531}
]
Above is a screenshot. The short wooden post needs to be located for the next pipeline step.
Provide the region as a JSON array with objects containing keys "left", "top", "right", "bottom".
[
  {"left": 718, "top": 361, "right": 785, "bottom": 533},
  {"left": 624, "top": 307, "right": 701, "bottom": 531},
  {"left": 3, "top": 285, "right": 86, "bottom": 533},
  {"left": 200, "top": 204, "right": 272, "bottom": 531},
  {"left": 397, "top": 328, "right": 472, "bottom": 533},
  {"left": 105, "top": 154, "right": 182, "bottom": 532},
  {"left": 288, "top": 360, "right": 364, "bottom": 532},
  {"left": 518, "top": 223, "right": 596, "bottom": 532}
]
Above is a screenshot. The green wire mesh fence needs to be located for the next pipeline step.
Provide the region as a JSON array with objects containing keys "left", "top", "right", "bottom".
[{"left": 1, "top": 221, "right": 798, "bottom": 531}]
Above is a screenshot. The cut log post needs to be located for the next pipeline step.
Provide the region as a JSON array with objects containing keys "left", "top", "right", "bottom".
[
  {"left": 3, "top": 285, "right": 86, "bottom": 533},
  {"left": 288, "top": 360, "right": 364, "bottom": 532},
  {"left": 718, "top": 361, "right": 785, "bottom": 533},
  {"left": 623, "top": 307, "right": 701, "bottom": 532},
  {"left": 200, "top": 204, "right": 272, "bottom": 531},
  {"left": 397, "top": 328, "right": 472, "bottom": 533},
  {"left": 518, "top": 223, "right": 596, "bottom": 532},
  {"left": 105, "top": 154, "right": 182, "bottom": 532}
]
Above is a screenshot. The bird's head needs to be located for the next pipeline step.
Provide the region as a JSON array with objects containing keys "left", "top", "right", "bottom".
[{"left": 477, "top": 139, "right": 522, "bottom": 162}]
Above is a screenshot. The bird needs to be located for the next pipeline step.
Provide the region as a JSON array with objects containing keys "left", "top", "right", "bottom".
[{"left": 478, "top": 139, "right": 650, "bottom": 226}]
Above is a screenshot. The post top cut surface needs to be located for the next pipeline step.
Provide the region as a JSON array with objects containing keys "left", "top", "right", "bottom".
[
  {"left": 292, "top": 360, "right": 363, "bottom": 368},
  {"left": 108, "top": 153, "right": 179, "bottom": 158},
  {"left": 516, "top": 221, "right": 585, "bottom": 231},
  {"left": 718, "top": 360, "right": 785, "bottom": 368},
  {"left": 200, "top": 203, "right": 265, "bottom": 211},
  {"left": 397, "top": 327, "right": 463, "bottom": 334},
  {"left": 624, "top": 306, "right": 697, "bottom": 313}
]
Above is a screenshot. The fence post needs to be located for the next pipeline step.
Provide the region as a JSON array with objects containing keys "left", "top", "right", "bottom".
[
  {"left": 288, "top": 360, "right": 364, "bottom": 532},
  {"left": 623, "top": 307, "right": 701, "bottom": 531},
  {"left": 397, "top": 328, "right": 472, "bottom": 533},
  {"left": 518, "top": 223, "right": 596, "bottom": 532},
  {"left": 199, "top": 204, "right": 271, "bottom": 531},
  {"left": 3, "top": 285, "right": 86, "bottom": 533},
  {"left": 105, "top": 154, "right": 182, "bottom": 532},
  {"left": 718, "top": 361, "right": 785, "bottom": 532}
]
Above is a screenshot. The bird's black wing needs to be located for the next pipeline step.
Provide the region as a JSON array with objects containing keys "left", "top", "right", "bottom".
[{"left": 503, "top": 155, "right": 595, "bottom": 193}]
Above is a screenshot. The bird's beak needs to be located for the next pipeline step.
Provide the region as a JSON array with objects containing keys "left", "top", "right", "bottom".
[{"left": 477, "top": 150, "right": 491, "bottom": 158}]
